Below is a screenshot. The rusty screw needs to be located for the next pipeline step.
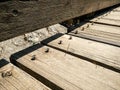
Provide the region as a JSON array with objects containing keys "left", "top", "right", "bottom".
[
  {"left": 58, "top": 40, "right": 62, "bottom": 45},
  {"left": 31, "top": 55, "right": 36, "bottom": 60},
  {"left": 74, "top": 30, "right": 78, "bottom": 34},
  {"left": 91, "top": 22, "right": 94, "bottom": 25},
  {"left": 2, "top": 71, "right": 12, "bottom": 78},
  {"left": 87, "top": 24, "right": 89, "bottom": 28},
  {"left": 81, "top": 27, "right": 84, "bottom": 31},
  {"left": 69, "top": 36, "right": 72, "bottom": 40},
  {"left": 45, "top": 48, "right": 49, "bottom": 53}
]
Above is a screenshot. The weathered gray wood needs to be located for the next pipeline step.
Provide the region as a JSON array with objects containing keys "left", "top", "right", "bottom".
[
  {"left": 109, "top": 11, "right": 120, "bottom": 15},
  {"left": 69, "top": 23, "right": 120, "bottom": 46},
  {"left": 85, "top": 23, "right": 120, "bottom": 34},
  {"left": 90, "top": 18, "right": 120, "bottom": 26},
  {"left": 90, "top": 9, "right": 120, "bottom": 26},
  {"left": 0, "top": 59, "right": 51, "bottom": 90},
  {"left": 42, "top": 34, "right": 120, "bottom": 70},
  {"left": 11, "top": 45, "right": 120, "bottom": 90},
  {"left": 0, "top": 0, "right": 120, "bottom": 42},
  {"left": 103, "top": 14, "right": 120, "bottom": 20}
]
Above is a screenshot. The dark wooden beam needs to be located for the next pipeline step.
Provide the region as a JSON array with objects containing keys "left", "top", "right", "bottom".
[{"left": 0, "top": 0, "right": 120, "bottom": 41}]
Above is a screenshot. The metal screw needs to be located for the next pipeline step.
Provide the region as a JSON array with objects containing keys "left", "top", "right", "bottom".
[
  {"left": 81, "top": 27, "right": 84, "bottom": 31},
  {"left": 69, "top": 36, "right": 72, "bottom": 40},
  {"left": 31, "top": 55, "right": 36, "bottom": 60},
  {"left": 74, "top": 30, "right": 78, "bottom": 34},
  {"left": 91, "top": 22, "right": 94, "bottom": 25},
  {"left": 45, "top": 48, "right": 49, "bottom": 53},
  {"left": 87, "top": 24, "right": 89, "bottom": 28},
  {"left": 2, "top": 71, "right": 12, "bottom": 78},
  {"left": 58, "top": 40, "right": 62, "bottom": 44}
]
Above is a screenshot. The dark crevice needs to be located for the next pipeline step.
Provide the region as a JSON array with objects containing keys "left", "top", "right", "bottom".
[{"left": 0, "top": 0, "right": 11, "bottom": 2}]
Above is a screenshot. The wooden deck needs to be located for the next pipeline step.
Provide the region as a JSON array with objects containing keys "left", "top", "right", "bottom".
[
  {"left": 0, "top": 0, "right": 120, "bottom": 42},
  {"left": 9, "top": 5, "right": 120, "bottom": 90},
  {"left": 69, "top": 23, "right": 120, "bottom": 47},
  {"left": 0, "top": 59, "right": 51, "bottom": 90},
  {"left": 11, "top": 43, "right": 120, "bottom": 90}
]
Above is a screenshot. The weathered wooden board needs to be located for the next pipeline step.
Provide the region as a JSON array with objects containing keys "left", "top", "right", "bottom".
[
  {"left": 11, "top": 45, "right": 120, "bottom": 90},
  {"left": 109, "top": 11, "right": 120, "bottom": 15},
  {"left": 103, "top": 14, "right": 120, "bottom": 20},
  {"left": 69, "top": 23, "right": 120, "bottom": 46},
  {"left": 90, "top": 9, "right": 120, "bottom": 26},
  {"left": 42, "top": 34, "right": 120, "bottom": 70},
  {"left": 84, "top": 23, "right": 120, "bottom": 34},
  {"left": 0, "top": 59, "right": 51, "bottom": 90},
  {"left": 0, "top": 0, "right": 120, "bottom": 42},
  {"left": 90, "top": 18, "right": 120, "bottom": 26}
]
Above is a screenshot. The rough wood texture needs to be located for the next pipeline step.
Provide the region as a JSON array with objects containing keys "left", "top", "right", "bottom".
[
  {"left": 0, "top": 0, "right": 120, "bottom": 42},
  {"left": 11, "top": 45, "right": 120, "bottom": 90},
  {"left": 69, "top": 23, "right": 120, "bottom": 47},
  {"left": 90, "top": 9, "right": 120, "bottom": 26},
  {"left": 42, "top": 34, "right": 120, "bottom": 71},
  {"left": 0, "top": 59, "right": 51, "bottom": 90},
  {"left": 0, "top": 24, "right": 67, "bottom": 60}
]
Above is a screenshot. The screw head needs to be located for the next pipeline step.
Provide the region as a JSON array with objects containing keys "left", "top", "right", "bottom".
[
  {"left": 69, "top": 36, "right": 72, "bottom": 40},
  {"left": 91, "top": 22, "right": 94, "bottom": 25},
  {"left": 74, "top": 30, "right": 78, "bottom": 34},
  {"left": 58, "top": 40, "right": 62, "bottom": 44},
  {"left": 45, "top": 48, "right": 49, "bottom": 53},
  {"left": 81, "top": 27, "right": 84, "bottom": 31},
  {"left": 87, "top": 24, "right": 89, "bottom": 28},
  {"left": 2, "top": 71, "right": 12, "bottom": 78},
  {"left": 31, "top": 55, "right": 36, "bottom": 60}
]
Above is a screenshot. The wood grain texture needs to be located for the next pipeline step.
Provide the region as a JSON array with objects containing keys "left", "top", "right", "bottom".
[
  {"left": 42, "top": 34, "right": 120, "bottom": 70},
  {"left": 0, "top": 0, "right": 120, "bottom": 41},
  {"left": 0, "top": 59, "right": 51, "bottom": 90},
  {"left": 90, "top": 10, "right": 120, "bottom": 26},
  {"left": 69, "top": 23, "right": 120, "bottom": 47},
  {"left": 11, "top": 45, "right": 120, "bottom": 90}
]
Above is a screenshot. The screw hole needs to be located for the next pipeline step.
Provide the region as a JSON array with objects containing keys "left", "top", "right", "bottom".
[{"left": 12, "top": 10, "right": 19, "bottom": 16}]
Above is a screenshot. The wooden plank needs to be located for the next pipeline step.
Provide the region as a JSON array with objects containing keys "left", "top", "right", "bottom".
[
  {"left": 11, "top": 45, "right": 120, "bottom": 90},
  {"left": 85, "top": 23, "right": 120, "bottom": 34},
  {"left": 42, "top": 33, "right": 120, "bottom": 70},
  {"left": 90, "top": 18, "right": 120, "bottom": 26},
  {"left": 90, "top": 9, "right": 120, "bottom": 26},
  {"left": 103, "top": 15, "right": 120, "bottom": 20},
  {"left": 69, "top": 23, "right": 120, "bottom": 47},
  {"left": 0, "top": 59, "right": 51, "bottom": 90},
  {"left": 0, "top": 0, "right": 120, "bottom": 42},
  {"left": 109, "top": 11, "right": 120, "bottom": 15}
]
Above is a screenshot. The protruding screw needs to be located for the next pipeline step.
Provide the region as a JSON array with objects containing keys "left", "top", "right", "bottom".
[
  {"left": 87, "top": 24, "right": 89, "bottom": 28},
  {"left": 58, "top": 40, "right": 62, "bottom": 45},
  {"left": 69, "top": 36, "right": 72, "bottom": 40},
  {"left": 81, "top": 27, "right": 84, "bottom": 31},
  {"left": 74, "top": 30, "right": 78, "bottom": 34},
  {"left": 91, "top": 22, "right": 94, "bottom": 25},
  {"left": 2, "top": 71, "right": 12, "bottom": 78},
  {"left": 31, "top": 55, "right": 36, "bottom": 60},
  {"left": 45, "top": 48, "right": 49, "bottom": 53}
]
